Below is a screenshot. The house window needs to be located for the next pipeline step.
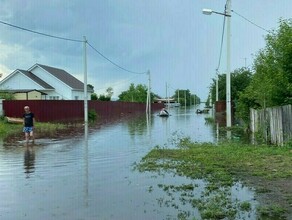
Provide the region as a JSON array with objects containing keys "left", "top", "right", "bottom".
[
  {"left": 49, "top": 96, "right": 59, "bottom": 100},
  {"left": 75, "top": 96, "right": 79, "bottom": 100}
]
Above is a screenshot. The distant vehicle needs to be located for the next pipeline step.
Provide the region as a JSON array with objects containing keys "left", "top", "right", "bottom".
[
  {"left": 196, "top": 109, "right": 209, "bottom": 114},
  {"left": 164, "top": 102, "right": 180, "bottom": 108},
  {"left": 154, "top": 98, "right": 180, "bottom": 108}
]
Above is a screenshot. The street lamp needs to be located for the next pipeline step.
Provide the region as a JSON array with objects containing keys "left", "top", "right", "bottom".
[
  {"left": 215, "top": 69, "right": 219, "bottom": 102},
  {"left": 202, "top": 0, "right": 232, "bottom": 127},
  {"left": 202, "top": 8, "right": 231, "bottom": 17}
]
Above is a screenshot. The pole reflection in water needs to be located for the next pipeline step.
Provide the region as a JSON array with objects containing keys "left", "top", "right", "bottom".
[
  {"left": 146, "top": 112, "right": 151, "bottom": 138},
  {"left": 24, "top": 144, "right": 35, "bottom": 178},
  {"left": 84, "top": 123, "right": 89, "bottom": 207}
]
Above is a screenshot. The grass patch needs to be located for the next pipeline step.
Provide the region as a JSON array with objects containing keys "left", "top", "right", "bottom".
[
  {"left": 136, "top": 138, "right": 292, "bottom": 219},
  {"left": 257, "top": 205, "right": 287, "bottom": 219},
  {"left": 0, "top": 119, "right": 81, "bottom": 139},
  {"left": 0, "top": 119, "right": 23, "bottom": 137},
  {"left": 138, "top": 141, "right": 292, "bottom": 181}
]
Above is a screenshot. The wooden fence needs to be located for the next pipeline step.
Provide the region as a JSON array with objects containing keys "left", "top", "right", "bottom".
[
  {"left": 2, "top": 100, "right": 164, "bottom": 123},
  {"left": 250, "top": 105, "right": 292, "bottom": 145}
]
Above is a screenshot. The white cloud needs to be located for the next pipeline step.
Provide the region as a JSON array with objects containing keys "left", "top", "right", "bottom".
[{"left": 0, "top": 63, "right": 12, "bottom": 79}]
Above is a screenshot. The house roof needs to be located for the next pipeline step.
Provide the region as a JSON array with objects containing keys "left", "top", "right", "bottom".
[
  {"left": 9, "top": 89, "right": 48, "bottom": 95},
  {"left": 18, "top": 70, "right": 54, "bottom": 89},
  {"left": 36, "top": 64, "right": 86, "bottom": 91}
]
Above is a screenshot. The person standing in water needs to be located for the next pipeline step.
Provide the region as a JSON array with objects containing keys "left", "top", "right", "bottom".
[{"left": 23, "top": 106, "right": 35, "bottom": 143}]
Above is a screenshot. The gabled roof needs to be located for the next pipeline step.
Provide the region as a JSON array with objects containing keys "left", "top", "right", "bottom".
[
  {"left": 18, "top": 70, "right": 54, "bottom": 89},
  {"left": 34, "top": 64, "right": 85, "bottom": 90},
  {"left": 8, "top": 89, "right": 48, "bottom": 95}
]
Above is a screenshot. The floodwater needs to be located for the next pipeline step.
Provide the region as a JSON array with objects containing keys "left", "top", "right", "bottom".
[{"left": 0, "top": 106, "right": 257, "bottom": 220}]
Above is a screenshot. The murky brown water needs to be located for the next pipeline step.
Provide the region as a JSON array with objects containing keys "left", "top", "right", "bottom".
[{"left": 0, "top": 106, "right": 257, "bottom": 219}]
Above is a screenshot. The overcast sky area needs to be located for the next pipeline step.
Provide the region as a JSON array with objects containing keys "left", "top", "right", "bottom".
[{"left": 0, "top": 0, "right": 291, "bottom": 100}]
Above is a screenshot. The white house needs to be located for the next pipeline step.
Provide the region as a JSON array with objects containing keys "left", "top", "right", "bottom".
[{"left": 0, "top": 64, "right": 93, "bottom": 100}]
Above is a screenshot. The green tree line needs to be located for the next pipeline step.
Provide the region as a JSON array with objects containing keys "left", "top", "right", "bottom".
[{"left": 209, "top": 19, "right": 292, "bottom": 123}]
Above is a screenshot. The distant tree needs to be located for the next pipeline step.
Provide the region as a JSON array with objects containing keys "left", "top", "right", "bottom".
[
  {"left": 209, "top": 67, "right": 252, "bottom": 103},
  {"left": 172, "top": 89, "right": 200, "bottom": 106},
  {"left": 98, "top": 94, "right": 110, "bottom": 101},
  {"left": 87, "top": 84, "right": 94, "bottom": 92},
  {"left": 91, "top": 93, "right": 98, "bottom": 100},
  {"left": 105, "top": 87, "right": 114, "bottom": 100},
  {"left": 94, "top": 87, "right": 114, "bottom": 101},
  {"left": 192, "top": 94, "right": 201, "bottom": 105},
  {"left": 118, "top": 83, "right": 155, "bottom": 103}
]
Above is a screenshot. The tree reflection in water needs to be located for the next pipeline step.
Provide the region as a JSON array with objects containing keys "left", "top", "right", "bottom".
[{"left": 126, "top": 113, "right": 153, "bottom": 136}]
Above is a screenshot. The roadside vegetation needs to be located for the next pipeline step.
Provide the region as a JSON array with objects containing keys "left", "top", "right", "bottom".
[
  {"left": 136, "top": 137, "right": 292, "bottom": 219},
  {"left": 209, "top": 19, "right": 292, "bottom": 124},
  {"left": 0, "top": 117, "right": 81, "bottom": 140}
]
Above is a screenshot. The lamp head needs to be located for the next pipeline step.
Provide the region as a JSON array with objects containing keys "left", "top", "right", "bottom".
[{"left": 202, "top": 8, "right": 213, "bottom": 15}]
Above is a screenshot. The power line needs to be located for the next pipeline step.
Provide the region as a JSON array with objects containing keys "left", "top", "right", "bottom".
[
  {"left": 0, "top": 20, "right": 83, "bottom": 42},
  {"left": 86, "top": 41, "right": 148, "bottom": 75},
  {"left": 0, "top": 19, "right": 148, "bottom": 75},
  {"left": 216, "top": 14, "right": 226, "bottom": 72},
  {"left": 231, "top": 10, "right": 271, "bottom": 33}
]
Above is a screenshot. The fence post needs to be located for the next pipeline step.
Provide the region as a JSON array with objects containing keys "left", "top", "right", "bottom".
[{"left": 0, "top": 99, "right": 4, "bottom": 116}]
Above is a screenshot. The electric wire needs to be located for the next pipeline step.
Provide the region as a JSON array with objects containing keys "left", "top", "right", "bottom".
[
  {"left": 0, "top": 20, "right": 148, "bottom": 75},
  {"left": 216, "top": 15, "right": 226, "bottom": 73},
  {"left": 0, "top": 20, "right": 83, "bottom": 42},
  {"left": 86, "top": 41, "right": 148, "bottom": 75},
  {"left": 231, "top": 10, "right": 271, "bottom": 33}
]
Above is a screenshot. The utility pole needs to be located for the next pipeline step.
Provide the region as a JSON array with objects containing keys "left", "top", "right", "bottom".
[
  {"left": 184, "top": 90, "right": 186, "bottom": 109},
  {"left": 146, "top": 70, "right": 151, "bottom": 114},
  {"left": 202, "top": 1, "right": 231, "bottom": 127},
  {"left": 216, "top": 69, "right": 219, "bottom": 102},
  {"left": 226, "top": 0, "right": 232, "bottom": 127},
  {"left": 83, "top": 36, "right": 88, "bottom": 125}
]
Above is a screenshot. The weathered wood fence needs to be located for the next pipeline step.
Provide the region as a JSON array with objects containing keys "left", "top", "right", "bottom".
[{"left": 250, "top": 105, "right": 292, "bottom": 145}]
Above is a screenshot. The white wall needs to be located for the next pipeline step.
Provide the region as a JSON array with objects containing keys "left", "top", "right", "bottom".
[
  {"left": 0, "top": 71, "right": 43, "bottom": 90},
  {"left": 71, "top": 90, "right": 92, "bottom": 100},
  {"left": 31, "top": 66, "right": 72, "bottom": 99}
]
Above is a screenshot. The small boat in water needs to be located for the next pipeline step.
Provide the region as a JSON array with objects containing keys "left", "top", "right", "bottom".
[
  {"left": 196, "top": 109, "right": 210, "bottom": 114},
  {"left": 158, "top": 108, "right": 170, "bottom": 117}
]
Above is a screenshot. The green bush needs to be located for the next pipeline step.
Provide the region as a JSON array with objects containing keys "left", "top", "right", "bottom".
[{"left": 88, "top": 109, "right": 98, "bottom": 122}]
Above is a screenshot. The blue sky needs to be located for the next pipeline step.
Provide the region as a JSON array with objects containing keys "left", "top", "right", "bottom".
[{"left": 0, "top": 0, "right": 291, "bottom": 100}]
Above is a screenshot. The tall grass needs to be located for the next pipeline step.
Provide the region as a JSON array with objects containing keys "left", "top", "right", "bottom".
[{"left": 0, "top": 119, "right": 69, "bottom": 138}]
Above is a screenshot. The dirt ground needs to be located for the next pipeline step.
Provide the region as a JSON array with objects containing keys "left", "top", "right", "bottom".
[{"left": 242, "top": 175, "right": 292, "bottom": 219}]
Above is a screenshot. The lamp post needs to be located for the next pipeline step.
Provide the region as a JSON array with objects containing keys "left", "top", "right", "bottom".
[
  {"left": 202, "top": 0, "right": 232, "bottom": 127},
  {"left": 83, "top": 36, "right": 88, "bottom": 125},
  {"left": 215, "top": 69, "right": 219, "bottom": 102}
]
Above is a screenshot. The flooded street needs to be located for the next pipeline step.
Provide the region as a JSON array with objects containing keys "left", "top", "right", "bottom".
[{"left": 0, "top": 106, "right": 257, "bottom": 220}]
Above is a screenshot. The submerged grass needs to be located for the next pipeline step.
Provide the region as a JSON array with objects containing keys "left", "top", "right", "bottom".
[
  {"left": 0, "top": 120, "right": 22, "bottom": 137},
  {"left": 139, "top": 142, "right": 292, "bottom": 181},
  {"left": 136, "top": 139, "right": 292, "bottom": 219},
  {"left": 0, "top": 118, "right": 80, "bottom": 139}
]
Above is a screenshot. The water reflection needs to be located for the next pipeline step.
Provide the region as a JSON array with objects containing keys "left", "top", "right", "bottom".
[
  {"left": 0, "top": 106, "right": 257, "bottom": 220},
  {"left": 127, "top": 113, "right": 153, "bottom": 136},
  {"left": 83, "top": 123, "right": 89, "bottom": 207},
  {"left": 24, "top": 145, "right": 35, "bottom": 178}
]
